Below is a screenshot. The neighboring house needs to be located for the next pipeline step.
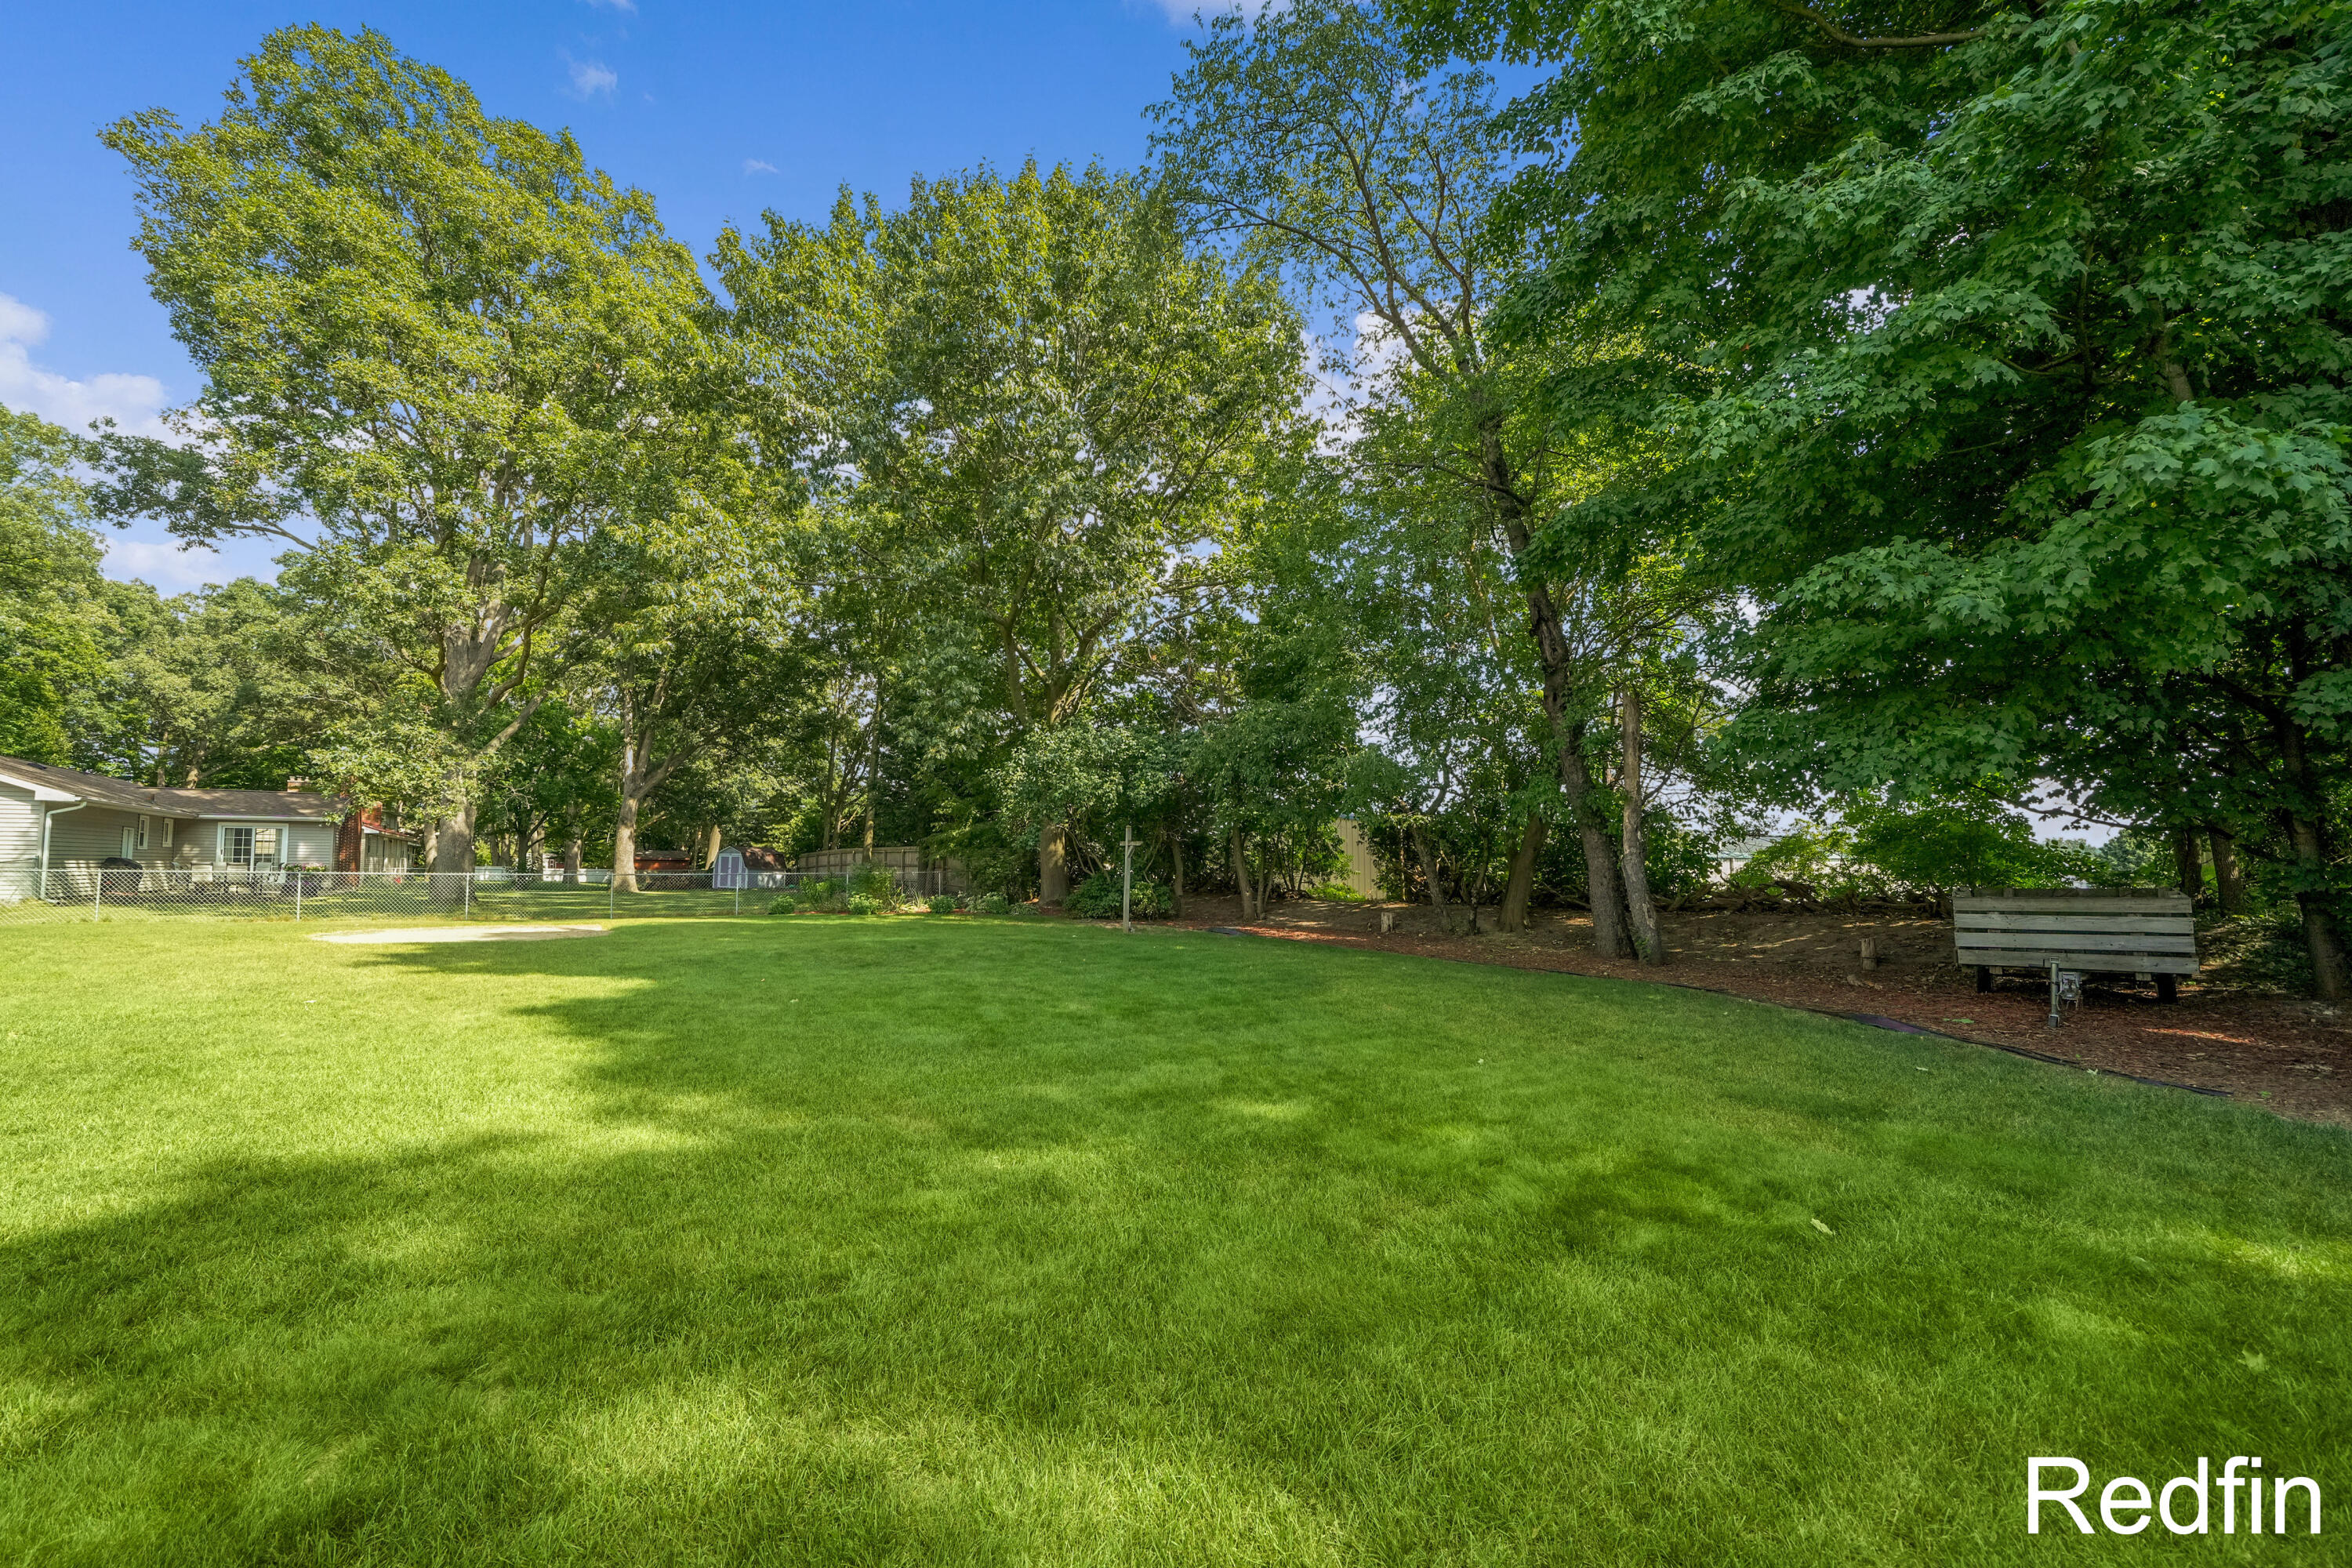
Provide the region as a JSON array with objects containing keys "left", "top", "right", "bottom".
[
  {"left": 0, "top": 753, "right": 419, "bottom": 888},
  {"left": 1711, "top": 837, "right": 1778, "bottom": 877}
]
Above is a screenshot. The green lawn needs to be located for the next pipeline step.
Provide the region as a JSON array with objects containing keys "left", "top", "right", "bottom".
[{"left": 1, "top": 917, "right": 2344, "bottom": 1565}]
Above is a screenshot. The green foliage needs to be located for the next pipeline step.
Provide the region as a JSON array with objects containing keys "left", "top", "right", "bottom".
[
  {"left": 993, "top": 724, "right": 1178, "bottom": 853},
  {"left": 1642, "top": 818, "right": 1720, "bottom": 902},
  {"left": 974, "top": 892, "right": 1011, "bottom": 916},
  {"left": 1748, "top": 823, "right": 1857, "bottom": 891},
  {"left": 1304, "top": 883, "right": 1370, "bottom": 903},
  {"left": 766, "top": 897, "right": 797, "bottom": 916},
  {"left": 1845, "top": 800, "right": 2099, "bottom": 895},
  {"left": 844, "top": 893, "right": 881, "bottom": 916},
  {"left": 1421, "top": 0, "right": 2352, "bottom": 986},
  {"left": 925, "top": 895, "right": 956, "bottom": 914},
  {"left": 847, "top": 865, "right": 900, "bottom": 909},
  {"left": 0, "top": 408, "right": 107, "bottom": 764},
  {"left": 1065, "top": 872, "right": 1174, "bottom": 920},
  {"left": 2089, "top": 829, "right": 2178, "bottom": 891},
  {"left": 95, "top": 26, "right": 736, "bottom": 858}
]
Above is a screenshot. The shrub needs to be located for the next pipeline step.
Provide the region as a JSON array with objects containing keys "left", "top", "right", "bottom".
[
  {"left": 1065, "top": 870, "right": 1173, "bottom": 920},
  {"left": 846, "top": 865, "right": 901, "bottom": 909},
  {"left": 1305, "top": 882, "right": 1368, "bottom": 902},
  {"left": 1846, "top": 798, "right": 2100, "bottom": 895},
  {"left": 926, "top": 894, "right": 956, "bottom": 913},
  {"left": 846, "top": 893, "right": 881, "bottom": 916},
  {"left": 767, "top": 896, "right": 797, "bottom": 916},
  {"left": 800, "top": 878, "right": 838, "bottom": 906},
  {"left": 975, "top": 892, "right": 1011, "bottom": 916}
]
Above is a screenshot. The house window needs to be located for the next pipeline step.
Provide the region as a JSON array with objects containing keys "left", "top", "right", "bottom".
[
  {"left": 136, "top": 815, "right": 150, "bottom": 850},
  {"left": 225, "top": 826, "right": 255, "bottom": 867}
]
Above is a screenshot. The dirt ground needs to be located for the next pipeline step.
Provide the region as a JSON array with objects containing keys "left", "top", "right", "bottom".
[{"left": 1127, "top": 895, "right": 2352, "bottom": 1129}]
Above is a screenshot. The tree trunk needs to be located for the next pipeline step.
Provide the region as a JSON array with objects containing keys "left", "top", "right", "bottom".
[
  {"left": 612, "top": 793, "right": 642, "bottom": 896},
  {"left": 1498, "top": 812, "right": 1546, "bottom": 933},
  {"left": 562, "top": 823, "right": 583, "bottom": 886},
  {"left": 1618, "top": 687, "right": 1667, "bottom": 964},
  {"left": 431, "top": 800, "right": 474, "bottom": 906},
  {"left": 2170, "top": 826, "right": 2205, "bottom": 902},
  {"left": 2208, "top": 826, "right": 2245, "bottom": 914},
  {"left": 2286, "top": 811, "right": 2347, "bottom": 1000},
  {"left": 1169, "top": 829, "right": 1186, "bottom": 919},
  {"left": 1483, "top": 430, "right": 1632, "bottom": 958},
  {"left": 1230, "top": 825, "right": 1258, "bottom": 920},
  {"left": 1557, "top": 725, "right": 1633, "bottom": 957},
  {"left": 1410, "top": 823, "right": 1447, "bottom": 927},
  {"left": 1040, "top": 825, "right": 1070, "bottom": 906},
  {"left": 702, "top": 822, "right": 723, "bottom": 869}
]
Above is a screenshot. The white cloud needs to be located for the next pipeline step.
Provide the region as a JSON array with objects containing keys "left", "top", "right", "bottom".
[
  {"left": 0, "top": 292, "right": 169, "bottom": 437},
  {"left": 583, "top": 0, "right": 637, "bottom": 11},
  {"left": 566, "top": 57, "right": 618, "bottom": 97},
  {"left": 743, "top": 158, "right": 779, "bottom": 176}
]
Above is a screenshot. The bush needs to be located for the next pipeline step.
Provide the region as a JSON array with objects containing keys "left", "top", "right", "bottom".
[
  {"left": 1305, "top": 882, "right": 1368, "bottom": 902},
  {"left": 975, "top": 892, "right": 1011, "bottom": 916},
  {"left": 1846, "top": 798, "right": 2099, "bottom": 894},
  {"left": 848, "top": 865, "right": 900, "bottom": 909},
  {"left": 1065, "top": 870, "right": 1173, "bottom": 920},
  {"left": 800, "top": 878, "right": 838, "bottom": 906},
  {"left": 767, "top": 896, "right": 797, "bottom": 916},
  {"left": 846, "top": 893, "right": 881, "bottom": 916},
  {"left": 926, "top": 894, "right": 956, "bottom": 914}
]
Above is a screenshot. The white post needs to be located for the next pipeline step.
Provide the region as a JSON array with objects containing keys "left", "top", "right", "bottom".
[
  {"left": 1122, "top": 822, "right": 1136, "bottom": 933},
  {"left": 464, "top": 873, "right": 472, "bottom": 919},
  {"left": 93, "top": 867, "right": 102, "bottom": 922},
  {"left": 294, "top": 874, "right": 303, "bottom": 922}
]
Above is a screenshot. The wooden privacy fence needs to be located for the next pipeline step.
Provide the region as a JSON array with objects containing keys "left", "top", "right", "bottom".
[
  {"left": 1953, "top": 887, "right": 2198, "bottom": 1002},
  {"left": 790, "top": 845, "right": 969, "bottom": 896}
]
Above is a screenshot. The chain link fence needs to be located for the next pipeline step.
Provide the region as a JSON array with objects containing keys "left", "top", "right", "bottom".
[{"left": 0, "top": 866, "right": 958, "bottom": 927}]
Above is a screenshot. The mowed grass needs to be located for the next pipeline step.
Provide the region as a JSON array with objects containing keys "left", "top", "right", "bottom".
[{"left": 0, "top": 917, "right": 2345, "bottom": 1566}]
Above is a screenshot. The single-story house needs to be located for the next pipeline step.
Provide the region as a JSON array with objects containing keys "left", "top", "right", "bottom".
[{"left": 0, "top": 753, "right": 419, "bottom": 890}]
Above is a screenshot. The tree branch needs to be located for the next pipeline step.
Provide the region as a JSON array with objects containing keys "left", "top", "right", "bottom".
[{"left": 1760, "top": 0, "right": 1987, "bottom": 49}]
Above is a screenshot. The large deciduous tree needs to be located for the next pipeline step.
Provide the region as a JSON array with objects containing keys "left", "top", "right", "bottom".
[
  {"left": 0, "top": 409, "right": 108, "bottom": 764},
  {"left": 720, "top": 164, "right": 1306, "bottom": 902},
  {"left": 94, "top": 26, "right": 724, "bottom": 876},
  {"left": 1417, "top": 0, "right": 2352, "bottom": 996},
  {"left": 1156, "top": 0, "right": 1696, "bottom": 959}
]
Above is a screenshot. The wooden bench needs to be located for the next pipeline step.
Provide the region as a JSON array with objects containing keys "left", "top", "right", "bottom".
[{"left": 1953, "top": 887, "right": 2198, "bottom": 1003}]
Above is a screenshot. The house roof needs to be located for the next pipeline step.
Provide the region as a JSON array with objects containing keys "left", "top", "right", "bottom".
[
  {"left": 0, "top": 754, "right": 346, "bottom": 821},
  {"left": 159, "top": 788, "right": 347, "bottom": 821}
]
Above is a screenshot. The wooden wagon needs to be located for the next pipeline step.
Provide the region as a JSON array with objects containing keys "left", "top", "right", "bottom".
[{"left": 1953, "top": 887, "right": 2198, "bottom": 1003}]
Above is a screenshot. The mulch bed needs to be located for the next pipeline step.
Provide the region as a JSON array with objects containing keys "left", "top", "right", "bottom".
[{"left": 1106, "top": 895, "right": 2352, "bottom": 1128}]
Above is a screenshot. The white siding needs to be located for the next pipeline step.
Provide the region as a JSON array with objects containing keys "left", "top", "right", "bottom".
[
  {"left": 0, "top": 783, "right": 38, "bottom": 869},
  {"left": 45, "top": 805, "right": 146, "bottom": 866},
  {"left": 285, "top": 823, "right": 337, "bottom": 867}
]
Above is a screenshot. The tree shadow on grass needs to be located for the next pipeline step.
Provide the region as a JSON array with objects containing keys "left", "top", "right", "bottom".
[{"left": 5, "top": 920, "right": 2350, "bottom": 1565}]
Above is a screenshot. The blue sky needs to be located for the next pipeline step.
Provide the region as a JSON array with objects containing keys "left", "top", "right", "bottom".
[{"left": 0, "top": 0, "right": 1238, "bottom": 588}]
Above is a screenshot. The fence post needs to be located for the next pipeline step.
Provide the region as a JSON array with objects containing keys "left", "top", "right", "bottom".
[
  {"left": 463, "top": 873, "right": 472, "bottom": 919},
  {"left": 93, "top": 869, "right": 103, "bottom": 923},
  {"left": 294, "top": 875, "right": 303, "bottom": 922}
]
